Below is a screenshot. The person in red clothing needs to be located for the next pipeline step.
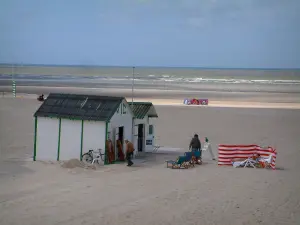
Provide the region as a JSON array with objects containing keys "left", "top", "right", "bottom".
[{"left": 125, "top": 139, "right": 135, "bottom": 166}]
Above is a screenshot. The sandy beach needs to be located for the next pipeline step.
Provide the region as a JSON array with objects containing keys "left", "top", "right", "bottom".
[
  {"left": 1, "top": 0, "right": 300, "bottom": 222},
  {"left": 1, "top": 90, "right": 300, "bottom": 225}
]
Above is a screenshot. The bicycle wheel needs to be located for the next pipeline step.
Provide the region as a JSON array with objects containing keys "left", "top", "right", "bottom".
[
  {"left": 97, "top": 149, "right": 105, "bottom": 162},
  {"left": 82, "top": 153, "right": 93, "bottom": 164}
]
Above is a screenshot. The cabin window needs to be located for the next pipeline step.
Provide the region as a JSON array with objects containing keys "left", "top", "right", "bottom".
[{"left": 149, "top": 125, "right": 153, "bottom": 135}]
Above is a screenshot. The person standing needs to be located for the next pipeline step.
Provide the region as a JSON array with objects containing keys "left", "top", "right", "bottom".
[
  {"left": 125, "top": 139, "right": 134, "bottom": 166},
  {"left": 189, "top": 134, "right": 202, "bottom": 163},
  {"left": 204, "top": 137, "right": 216, "bottom": 160}
]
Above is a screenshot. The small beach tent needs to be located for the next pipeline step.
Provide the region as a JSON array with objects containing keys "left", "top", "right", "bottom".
[
  {"left": 33, "top": 93, "right": 134, "bottom": 164},
  {"left": 129, "top": 102, "right": 158, "bottom": 155}
]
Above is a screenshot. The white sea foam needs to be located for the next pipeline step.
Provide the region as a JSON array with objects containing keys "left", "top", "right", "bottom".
[
  {"left": 156, "top": 76, "right": 300, "bottom": 84},
  {"left": 1, "top": 73, "right": 300, "bottom": 85}
]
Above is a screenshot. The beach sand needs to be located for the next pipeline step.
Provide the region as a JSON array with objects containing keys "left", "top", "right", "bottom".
[{"left": 1, "top": 96, "right": 300, "bottom": 225}]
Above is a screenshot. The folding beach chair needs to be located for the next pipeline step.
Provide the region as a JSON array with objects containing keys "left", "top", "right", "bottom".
[
  {"left": 153, "top": 145, "right": 160, "bottom": 152},
  {"left": 259, "top": 154, "right": 272, "bottom": 169},
  {"left": 184, "top": 152, "right": 195, "bottom": 167},
  {"left": 192, "top": 151, "right": 202, "bottom": 164},
  {"left": 165, "top": 156, "right": 189, "bottom": 169},
  {"left": 243, "top": 157, "right": 257, "bottom": 168},
  {"left": 232, "top": 158, "right": 256, "bottom": 168},
  {"left": 232, "top": 159, "right": 247, "bottom": 168},
  {"left": 152, "top": 137, "right": 162, "bottom": 153}
]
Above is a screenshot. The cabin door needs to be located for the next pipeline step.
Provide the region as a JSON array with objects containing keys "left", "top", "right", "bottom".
[
  {"left": 115, "top": 126, "right": 124, "bottom": 161},
  {"left": 137, "top": 124, "right": 145, "bottom": 152}
]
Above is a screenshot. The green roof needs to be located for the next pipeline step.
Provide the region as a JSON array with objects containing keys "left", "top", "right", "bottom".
[
  {"left": 34, "top": 93, "right": 124, "bottom": 122},
  {"left": 128, "top": 102, "right": 158, "bottom": 119}
]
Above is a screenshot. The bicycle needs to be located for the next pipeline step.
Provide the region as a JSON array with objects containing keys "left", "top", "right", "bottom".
[{"left": 82, "top": 149, "right": 105, "bottom": 164}]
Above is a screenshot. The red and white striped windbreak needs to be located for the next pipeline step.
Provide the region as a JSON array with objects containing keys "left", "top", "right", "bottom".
[{"left": 218, "top": 145, "right": 277, "bottom": 170}]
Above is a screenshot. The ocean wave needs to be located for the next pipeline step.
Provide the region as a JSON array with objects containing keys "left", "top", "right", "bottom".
[
  {"left": 157, "top": 77, "right": 300, "bottom": 84},
  {"left": 1, "top": 74, "right": 300, "bottom": 85}
]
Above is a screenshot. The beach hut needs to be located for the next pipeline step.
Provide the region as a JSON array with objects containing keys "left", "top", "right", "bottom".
[
  {"left": 33, "top": 93, "right": 134, "bottom": 164},
  {"left": 129, "top": 102, "right": 158, "bottom": 155}
]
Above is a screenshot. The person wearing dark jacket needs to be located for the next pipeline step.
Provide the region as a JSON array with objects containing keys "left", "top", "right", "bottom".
[
  {"left": 189, "top": 134, "right": 201, "bottom": 151},
  {"left": 189, "top": 134, "right": 202, "bottom": 163}
]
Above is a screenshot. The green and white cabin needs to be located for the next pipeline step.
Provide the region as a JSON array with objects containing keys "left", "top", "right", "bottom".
[
  {"left": 33, "top": 93, "right": 158, "bottom": 163},
  {"left": 129, "top": 102, "right": 158, "bottom": 155}
]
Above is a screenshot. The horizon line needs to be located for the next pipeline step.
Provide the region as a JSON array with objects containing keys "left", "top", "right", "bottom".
[{"left": 0, "top": 63, "right": 300, "bottom": 71}]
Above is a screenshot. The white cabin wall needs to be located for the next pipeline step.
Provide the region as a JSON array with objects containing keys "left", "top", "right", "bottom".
[
  {"left": 149, "top": 117, "right": 156, "bottom": 143},
  {"left": 35, "top": 117, "right": 59, "bottom": 161},
  {"left": 82, "top": 120, "right": 106, "bottom": 165},
  {"left": 134, "top": 118, "right": 147, "bottom": 125},
  {"left": 133, "top": 116, "right": 157, "bottom": 153},
  {"left": 145, "top": 117, "right": 157, "bottom": 152},
  {"left": 110, "top": 99, "right": 133, "bottom": 153},
  {"left": 59, "top": 119, "right": 82, "bottom": 160}
]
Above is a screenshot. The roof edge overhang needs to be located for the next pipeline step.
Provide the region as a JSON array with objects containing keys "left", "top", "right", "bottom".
[
  {"left": 147, "top": 105, "right": 158, "bottom": 118},
  {"left": 148, "top": 115, "right": 158, "bottom": 118},
  {"left": 129, "top": 101, "right": 158, "bottom": 119},
  {"left": 34, "top": 114, "right": 110, "bottom": 122},
  {"left": 33, "top": 93, "right": 126, "bottom": 121}
]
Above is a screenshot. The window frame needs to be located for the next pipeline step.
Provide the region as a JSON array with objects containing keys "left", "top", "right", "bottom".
[{"left": 148, "top": 124, "right": 153, "bottom": 135}]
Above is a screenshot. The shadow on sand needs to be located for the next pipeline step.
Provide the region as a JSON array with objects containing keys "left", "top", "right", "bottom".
[
  {"left": 0, "top": 160, "right": 35, "bottom": 178},
  {"left": 274, "top": 167, "right": 285, "bottom": 171}
]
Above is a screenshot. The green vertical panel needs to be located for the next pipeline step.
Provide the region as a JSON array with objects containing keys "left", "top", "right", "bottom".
[
  {"left": 57, "top": 118, "right": 62, "bottom": 161},
  {"left": 33, "top": 116, "right": 38, "bottom": 161},
  {"left": 80, "top": 120, "right": 84, "bottom": 160},
  {"left": 104, "top": 122, "right": 108, "bottom": 165}
]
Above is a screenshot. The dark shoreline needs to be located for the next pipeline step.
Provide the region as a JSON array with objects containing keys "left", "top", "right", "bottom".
[{"left": 1, "top": 85, "right": 300, "bottom": 104}]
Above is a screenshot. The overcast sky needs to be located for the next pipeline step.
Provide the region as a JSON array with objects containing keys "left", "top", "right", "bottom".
[{"left": 0, "top": 0, "right": 299, "bottom": 68}]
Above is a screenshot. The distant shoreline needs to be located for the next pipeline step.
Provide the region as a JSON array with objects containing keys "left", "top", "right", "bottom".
[
  {"left": 1, "top": 85, "right": 300, "bottom": 105},
  {"left": 2, "top": 91, "right": 300, "bottom": 109},
  {"left": 1, "top": 63, "right": 300, "bottom": 71}
]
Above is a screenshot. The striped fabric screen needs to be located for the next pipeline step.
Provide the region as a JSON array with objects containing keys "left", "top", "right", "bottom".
[{"left": 218, "top": 144, "right": 277, "bottom": 170}]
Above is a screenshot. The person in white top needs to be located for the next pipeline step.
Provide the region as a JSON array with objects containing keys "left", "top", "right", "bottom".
[{"left": 204, "top": 137, "right": 216, "bottom": 160}]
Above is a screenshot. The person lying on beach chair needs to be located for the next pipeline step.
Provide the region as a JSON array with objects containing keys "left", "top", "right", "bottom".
[
  {"left": 192, "top": 151, "right": 202, "bottom": 165},
  {"left": 231, "top": 156, "right": 257, "bottom": 168},
  {"left": 184, "top": 152, "right": 195, "bottom": 167},
  {"left": 231, "top": 158, "right": 249, "bottom": 168},
  {"left": 257, "top": 154, "right": 273, "bottom": 169},
  {"left": 166, "top": 156, "right": 189, "bottom": 169}
]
